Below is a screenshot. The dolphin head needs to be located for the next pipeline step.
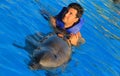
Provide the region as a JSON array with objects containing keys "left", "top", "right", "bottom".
[
  {"left": 29, "top": 35, "right": 71, "bottom": 70},
  {"left": 29, "top": 48, "right": 61, "bottom": 70}
]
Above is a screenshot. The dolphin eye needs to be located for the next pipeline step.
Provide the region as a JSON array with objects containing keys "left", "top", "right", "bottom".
[{"left": 54, "top": 55, "right": 57, "bottom": 59}]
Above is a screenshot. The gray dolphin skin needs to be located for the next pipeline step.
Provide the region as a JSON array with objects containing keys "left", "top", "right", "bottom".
[
  {"left": 113, "top": 0, "right": 120, "bottom": 3},
  {"left": 29, "top": 34, "right": 72, "bottom": 70}
]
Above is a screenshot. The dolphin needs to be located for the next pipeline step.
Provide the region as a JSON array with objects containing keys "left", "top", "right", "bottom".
[{"left": 29, "top": 33, "right": 72, "bottom": 70}]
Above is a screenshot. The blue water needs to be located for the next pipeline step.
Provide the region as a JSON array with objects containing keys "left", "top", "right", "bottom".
[{"left": 0, "top": 0, "right": 120, "bottom": 76}]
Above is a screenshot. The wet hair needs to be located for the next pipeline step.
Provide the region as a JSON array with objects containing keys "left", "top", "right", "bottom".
[{"left": 68, "top": 3, "right": 84, "bottom": 18}]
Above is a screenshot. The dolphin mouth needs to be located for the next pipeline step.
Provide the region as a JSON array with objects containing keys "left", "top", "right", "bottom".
[{"left": 29, "top": 61, "right": 41, "bottom": 70}]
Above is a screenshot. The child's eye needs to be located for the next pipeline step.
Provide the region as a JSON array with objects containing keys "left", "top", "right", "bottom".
[{"left": 70, "top": 12, "right": 72, "bottom": 15}]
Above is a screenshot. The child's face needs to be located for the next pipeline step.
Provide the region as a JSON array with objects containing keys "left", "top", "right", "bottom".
[{"left": 62, "top": 8, "right": 79, "bottom": 27}]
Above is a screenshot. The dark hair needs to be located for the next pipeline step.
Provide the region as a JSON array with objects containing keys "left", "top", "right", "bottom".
[{"left": 68, "top": 3, "right": 84, "bottom": 18}]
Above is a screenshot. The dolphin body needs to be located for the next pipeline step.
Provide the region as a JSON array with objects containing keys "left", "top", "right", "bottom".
[
  {"left": 113, "top": 0, "right": 120, "bottom": 3},
  {"left": 29, "top": 33, "right": 72, "bottom": 70}
]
